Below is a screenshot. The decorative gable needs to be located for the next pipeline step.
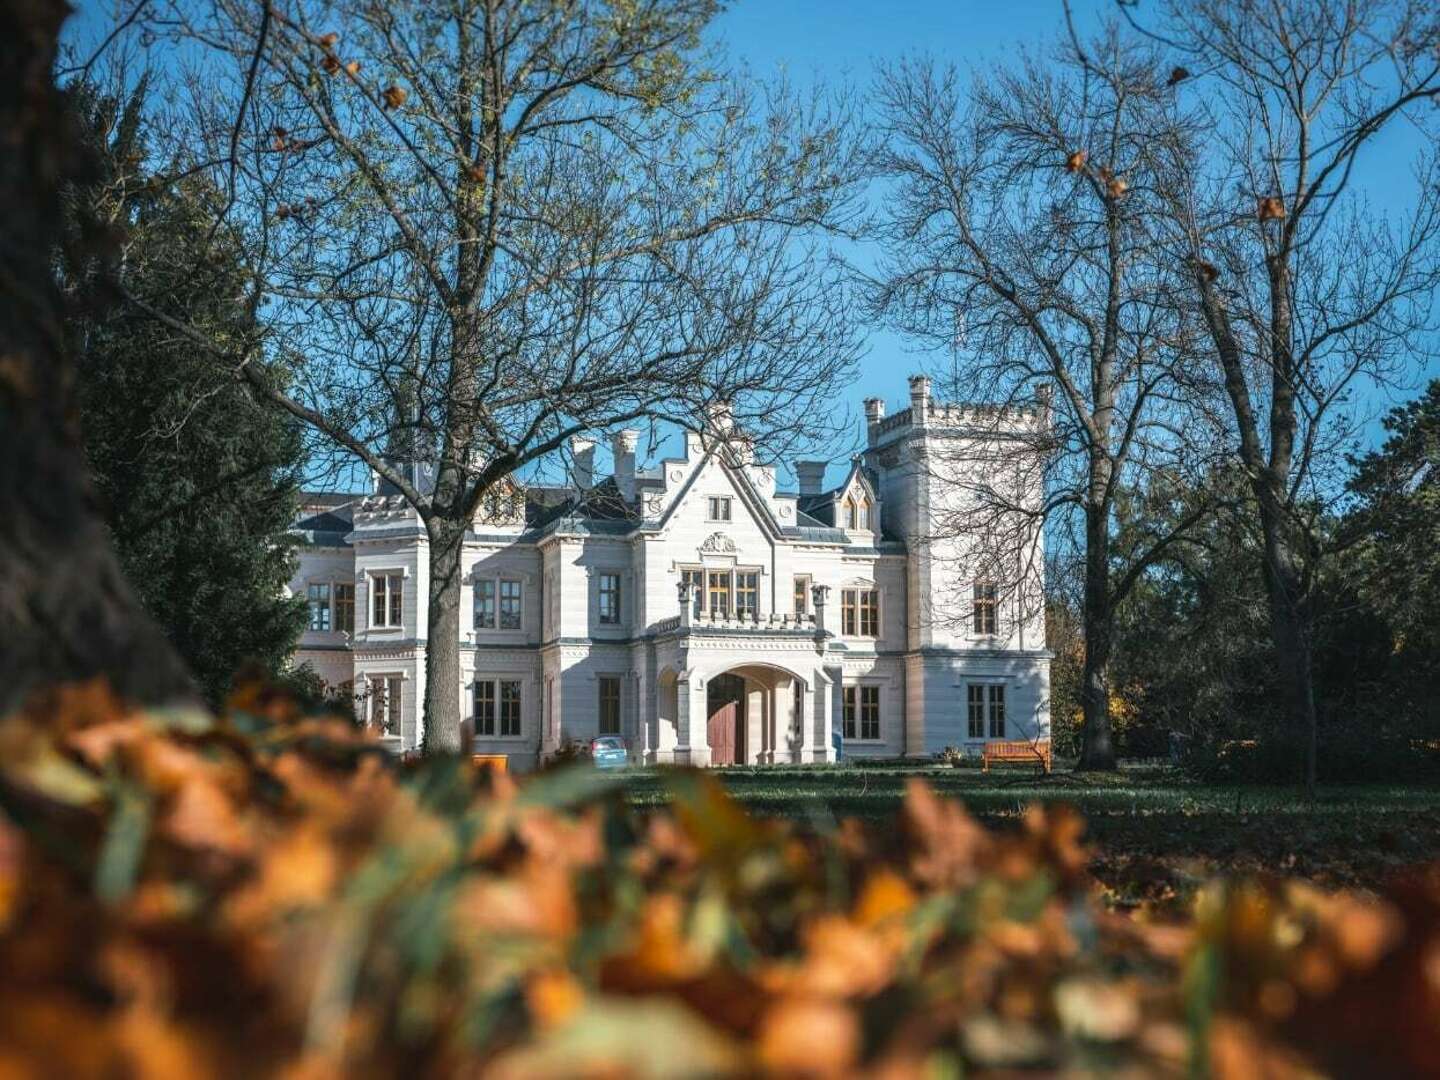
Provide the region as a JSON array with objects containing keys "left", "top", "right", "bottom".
[{"left": 835, "top": 462, "right": 880, "bottom": 535}]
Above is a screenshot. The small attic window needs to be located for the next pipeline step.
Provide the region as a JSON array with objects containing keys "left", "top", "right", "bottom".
[
  {"left": 707, "top": 496, "right": 732, "bottom": 522},
  {"left": 844, "top": 495, "right": 872, "bottom": 531}
]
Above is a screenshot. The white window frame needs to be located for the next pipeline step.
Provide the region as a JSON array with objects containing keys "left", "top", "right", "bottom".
[
  {"left": 306, "top": 582, "right": 332, "bottom": 631},
  {"left": 842, "top": 684, "right": 882, "bottom": 743},
  {"left": 707, "top": 495, "right": 733, "bottom": 522},
  {"left": 683, "top": 565, "right": 764, "bottom": 619},
  {"left": 840, "top": 587, "right": 881, "bottom": 638},
  {"left": 498, "top": 578, "right": 523, "bottom": 630},
  {"left": 333, "top": 581, "right": 355, "bottom": 634},
  {"left": 680, "top": 567, "right": 705, "bottom": 616},
  {"left": 369, "top": 571, "right": 405, "bottom": 630},
  {"left": 597, "top": 571, "right": 622, "bottom": 625},
  {"left": 735, "top": 569, "right": 759, "bottom": 620},
  {"left": 473, "top": 573, "right": 524, "bottom": 633},
  {"left": 793, "top": 574, "right": 811, "bottom": 618},
  {"left": 966, "top": 682, "right": 1007, "bottom": 740},
  {"left": 473, "top": 676, "right": 524, "bottom": 740}
]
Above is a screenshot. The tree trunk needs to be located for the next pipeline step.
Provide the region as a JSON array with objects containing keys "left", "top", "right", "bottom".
[
  {"left": 1258, "top": 497, "right": 1318, "bottom": 794},
  {"left": 0, "top": 0, "right": 196, "bottom": 716},
  {"left": 1077, "top": 500, "right": 1117, "bottom": 771},
  {"left": 421, "top": 516, "right": 466, "bottom": 753}
]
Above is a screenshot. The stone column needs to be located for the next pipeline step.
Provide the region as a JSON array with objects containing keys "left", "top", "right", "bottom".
[
  {"left": 810, "top": 668, "right": 837, "bottom": 763},
  {"left": 678, "top": 580, "right": 695, "bottom": 628},
  {"left": 675, "top": 673, "right": 711, "bottom": 766},
  {"left": 630, "top": 665, "right": 647, "bottom": 761}
]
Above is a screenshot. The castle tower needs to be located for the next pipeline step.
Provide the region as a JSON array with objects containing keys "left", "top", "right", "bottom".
[{"left": 863, "top": 375, "right": 1051, "bottom": 754}]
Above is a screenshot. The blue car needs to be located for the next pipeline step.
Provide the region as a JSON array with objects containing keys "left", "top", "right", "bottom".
[{"left": 589, "top": 736, "right": 629, "bottom": 769}]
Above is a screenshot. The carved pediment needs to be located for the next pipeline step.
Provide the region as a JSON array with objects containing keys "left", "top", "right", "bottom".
[{"left": 699, "top": 531, "right": 736, "bottom": 554}]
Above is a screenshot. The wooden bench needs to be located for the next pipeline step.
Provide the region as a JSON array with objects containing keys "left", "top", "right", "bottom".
[
  {"left": 471, "top": 753, "right": 509, "bottom": 774},
  {"left": 982, "top": 739, "right": 1052, "bottom": 774}
]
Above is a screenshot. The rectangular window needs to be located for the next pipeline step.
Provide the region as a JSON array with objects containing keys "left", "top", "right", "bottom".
[
  {"left": 707, "top": 570, "right": 731, "bottom": 617},
  {"left": 988, "top": 684, "right": 1006, "bottom": 738},
  {"left": 370, "top": 675, "right": 402, "bottom": 737},
  {"left": 372, "top": 573, "right": 403, "bottom": 628},
  {"left": 841, "top": 588, "right": 879, "bottom": 637},
  {"left": 860, "top": 590, "right": 878, "bottom": 637},
  {"left": 967, "top": 684, "right": 986, "bottom": 739},
  {"left": 736, "top": 571, "right": 758, "bottom": 620},
  {"left": 500, "top": 680, "right": 522, "bottom": 737},
  {"left": 598, "top": 573, "right": 621, "bottom": 624},
  {"left": 334, "top": 583, "right": 354, "bottom": 633},
  {"left": 860, "top": 685, "right": 880, "bottom": 741},
  {"left": 794, "top": 575, "right": 811, "bottom": 618},
  {"left": 682, "top": 568, "right": 705, "bottom": 616},
  {"left": 307, "top": 583, "right": 331, "bottom": 631},
  {"left": 598, "top": 675, "right": 621, "bottom": 735},
  {"left": 967, "top": 683, "right": 1006, "bottom": 739},
  {"left": 475, "top": 579, "right": 496, "bottom": 630},
  {"left": 499, "top": 579, "right": 522, "bottom": 630},
  {"left": 842, "top": 686, "right": 881, "bottom": 742},
  {"left": 707, "top": 496, "right": 732, "bottom": 521},
  {"left": 973, "top": 582, "right": 998, "bottom": 636},
  {"left": 474, "top": 680, "right": 496, "bottom": 736}
]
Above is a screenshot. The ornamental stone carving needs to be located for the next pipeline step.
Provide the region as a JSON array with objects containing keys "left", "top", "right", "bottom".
[{"left": 699, "top": 532, "right": 736, "bottom": 554}]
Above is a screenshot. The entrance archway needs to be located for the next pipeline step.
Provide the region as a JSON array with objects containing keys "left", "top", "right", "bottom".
[
  {"left": 704, "top": 663, "right": 810, "bottom": 765},
  {"left": 706, "top": 673, "right": 745, "bottom": 765}
]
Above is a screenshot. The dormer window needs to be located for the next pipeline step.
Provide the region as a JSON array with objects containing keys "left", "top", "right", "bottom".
[{"left": 843, "top": 493, "right": 873, "bottom": 531}]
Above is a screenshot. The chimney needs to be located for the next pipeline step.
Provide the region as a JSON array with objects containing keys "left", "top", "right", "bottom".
[
  {"left": 1035, "top": 382, "right": 1053, "bottom": 421},
  {"left": 570, "top": 435, "right": 595, "bottom": 490},
  {"left": 908, "top": 374, "right": 932, "bottom": 422},
  {"left": 612, "top": 428, "right": 639, "bottom": 501},
  {"left": 795, "top": 460, "right": 827, "bottom": 495},
  {"left": 706, "top": 399, "right": 735, "bottom": 436},
  {"left": 811, "top": 583, "right": 831, "bottom": 634}
]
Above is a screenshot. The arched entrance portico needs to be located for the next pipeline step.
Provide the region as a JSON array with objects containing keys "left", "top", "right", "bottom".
[{"left": 705, "top": 662, "right": 811, "bottom": 765}]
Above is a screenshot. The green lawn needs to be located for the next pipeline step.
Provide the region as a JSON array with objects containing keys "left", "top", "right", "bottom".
[{"left": 618, "top": 763, "right": 1440, "bottom": 896}]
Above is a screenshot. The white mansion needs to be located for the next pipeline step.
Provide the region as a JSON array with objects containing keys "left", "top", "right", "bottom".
[{"left": 289, "top": 375, "right": 1051, "bottom": 769}]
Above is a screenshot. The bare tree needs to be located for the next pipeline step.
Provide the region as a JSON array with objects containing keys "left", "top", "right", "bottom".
[
  {"left": 0, "top": 0, "right": 196, "bottom": 714},
  {"left": 1148, "top": 0, "right": 1440, "bottom": 792},
  {"left": 128, "top": 0, "right": 865, "bottom": 751},
  {"left": 868, "top": 36, "right": 1219, "bottom": 769}
]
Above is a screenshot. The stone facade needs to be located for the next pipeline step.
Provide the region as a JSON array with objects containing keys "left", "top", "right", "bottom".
[{"left": 289, "top": 377, "right": 1052, "bottom": 769}]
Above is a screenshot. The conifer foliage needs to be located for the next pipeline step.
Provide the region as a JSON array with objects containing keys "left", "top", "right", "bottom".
[{"left": 58, "top": 84, "right": 308, "bottom": 705}]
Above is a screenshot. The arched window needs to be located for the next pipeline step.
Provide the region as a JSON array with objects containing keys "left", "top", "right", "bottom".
[
  {"left": 844, "top": 497, "right": 857, "bottom": 529},
  {"left": 857, "top": 497, "right": 872, "bottom": 531}
]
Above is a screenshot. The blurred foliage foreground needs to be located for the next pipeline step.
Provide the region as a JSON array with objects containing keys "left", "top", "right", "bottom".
[{"left": 2, "top": 685, "right": 1439, "bottom": 1078}]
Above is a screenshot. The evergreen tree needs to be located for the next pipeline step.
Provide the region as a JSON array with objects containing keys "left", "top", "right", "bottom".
[
  {"left": 60, "top": 82, "right": 307, "bottom": 705},
  {"left": 1347, "top": 382, "right": 1440, "bottom": 703}
]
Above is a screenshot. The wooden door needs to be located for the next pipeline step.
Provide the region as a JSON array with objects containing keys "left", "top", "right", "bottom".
[
  {"left": 707, "top": 701, "right": 737, "bottom": 765},
  {"left": 706, "top": 674, "right": 745, "bottom": 765}
]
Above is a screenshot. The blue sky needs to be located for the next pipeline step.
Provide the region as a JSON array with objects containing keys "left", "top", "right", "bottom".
[
  {"left": 716, "top": 0, "right": 1099, "bottom": 473},
  {"left": 709, "top": 0, "right": 1438, "bottom": 486},
  {"left": 67, "top": 1, "right": 1435, "bottom": 489}
]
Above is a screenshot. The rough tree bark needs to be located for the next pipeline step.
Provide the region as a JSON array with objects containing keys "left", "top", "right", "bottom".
[
  {"left": 423, "top": 516, "right": 467, "bottom": 753},
  {"left": 1078, "top": 500, "right": 1115, "bottom": 770},
  {"left": 0, "top": 0, "right": 196, "bottom": 716}
]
